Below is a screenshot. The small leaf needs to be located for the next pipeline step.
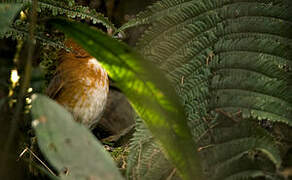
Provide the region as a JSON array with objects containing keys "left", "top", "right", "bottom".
[
  {"left": 0, "top": 3, "right": 22, "bottom": 36},
  {"left": 48, "top": 18, "right": 203, "bottom": 180},
  {"left": 31, "top": 94, "right": 124, "bottom": 180}
]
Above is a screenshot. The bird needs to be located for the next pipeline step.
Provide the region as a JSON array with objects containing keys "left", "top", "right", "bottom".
[{"left": 46, "top": 39, "right": 109, "bottom": 129}]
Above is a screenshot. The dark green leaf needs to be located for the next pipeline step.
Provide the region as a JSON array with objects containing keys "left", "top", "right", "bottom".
[
  {"left": 126, "top": 0, "right": 292, "bottom": 179},
  {"left": 48, "top": 18, "right": 203, "bottom": 180},
  {"left": 0, "top": 3, "right": 22, "bottom": 36},
  {"left": 31, "top": 94, "right": 124, "bottom": 180}
]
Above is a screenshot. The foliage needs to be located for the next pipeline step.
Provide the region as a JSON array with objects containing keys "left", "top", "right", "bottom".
[
  {"left": 127, "top": 117, "right": 181, "bottom": 180},
  {"left": 31, "top": 94, "right": 124, "bottom": 180},
  {"left": 121, "top": 0, "right": 292, "bottom": 180},
  {"left": 1, "top": 0, "right": 292, "bottom": 180},
  {"left": 48, "top": 18, "right": 203, "bottom": 180},
  {"left": 200, "top": 120, "right": 283, "bottom": 180},
  {"left": 0, "top": 3, "right": 22, "bottom": 36},
  {"left": 1, "top": 0, "right": 116, "bottom": 48}
]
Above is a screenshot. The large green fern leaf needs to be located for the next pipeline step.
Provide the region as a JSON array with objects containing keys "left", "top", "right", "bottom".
[{"left": 125, "top": 0, "right": 292, "bottom": 179}]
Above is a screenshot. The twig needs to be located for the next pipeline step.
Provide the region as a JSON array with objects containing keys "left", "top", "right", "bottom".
[
  {"left": 215, "top": 108, "right": 238, "bottom": 122},
  {"left": 1, "top": 0, "right": 38, "bottom": 171},
  {"left": 197, "top": 144, "right": 214, "bottom": 152},
  {"left": 197, "top": 122, "right": 219, "bottom": 141},
  {"left": 18, "top": 147, "right": 56, "bottom": 176},
  {"left": 166, "top": 168, "right": 177, "bottom": 180}
]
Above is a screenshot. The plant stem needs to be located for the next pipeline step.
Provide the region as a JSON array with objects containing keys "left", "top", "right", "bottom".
[{"left": 0, "top": 0, "right": 38, "bottom": 171}]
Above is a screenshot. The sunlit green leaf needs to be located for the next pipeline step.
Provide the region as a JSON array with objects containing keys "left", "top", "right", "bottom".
[{"left": 48, "top": 18, "right": 203, "bottom": 180}]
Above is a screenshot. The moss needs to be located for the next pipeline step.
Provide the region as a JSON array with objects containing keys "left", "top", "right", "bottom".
[
  {"left": 39, "top": 46, "right": 59, "bottom": 86},
  {"left": 108, "top": 144, "right": 130, "bottom": 176}
]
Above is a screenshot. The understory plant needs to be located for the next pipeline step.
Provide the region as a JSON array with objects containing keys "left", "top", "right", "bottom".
[
  {"left": 123, "top": 0, "right": 292, "bottom": 179},
  {"left": 1, "top": 0, "right": 292, "bottom": 180}
]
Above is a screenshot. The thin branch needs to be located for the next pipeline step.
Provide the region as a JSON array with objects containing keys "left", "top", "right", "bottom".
[
  {"left": 1, "top": 0, "right": 38, "bottom": 171},
  {"left": 18, "top": 147, "right": 56, "bottom": 176}
]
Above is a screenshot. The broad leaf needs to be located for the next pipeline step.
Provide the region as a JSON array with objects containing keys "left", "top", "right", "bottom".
[
  {"left": 48, "top": 18, "right": 203, "bottom": 180},
  {"left": 31, "top": 94, "right": 124, "bottom": 180},
  {"left": 123, "top": 0, "right": 292, "bottom": 179}
]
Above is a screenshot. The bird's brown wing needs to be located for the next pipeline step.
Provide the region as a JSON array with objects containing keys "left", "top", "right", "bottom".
[{"left": 46, "top": 73, "right": 65, "bottom": 99}]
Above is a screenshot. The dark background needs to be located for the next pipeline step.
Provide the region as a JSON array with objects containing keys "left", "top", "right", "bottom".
[{"left": 0, "top": 0, "right": 157, "bottom": 179}]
